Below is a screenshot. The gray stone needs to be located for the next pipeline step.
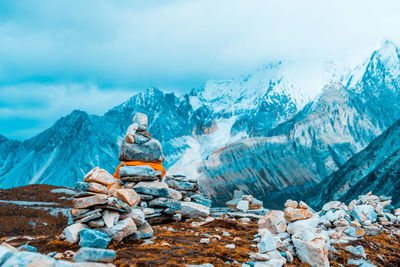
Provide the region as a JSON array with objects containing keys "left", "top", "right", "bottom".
[
  {"left": 347, "top": 258, "right": 376, "bottom": 267},
  {"left": 78, "top": 229, "right": 112, "bottom": 248},
  {"left": 73, "top": 247, "right": 116, "bottom": 263},
  {"left": 137, "top": 221, "right": 154, "bottom": 239},
  {"left": 179, "top": 202, "right": 210, "bottom": 218},
  {"left": 134, "top": 181, "right": 170, "bottom": 197},
  {"left": 149, "top": 197, "right": 182, "bottom": 210},
  {"left": 76, "top": 212, "right": 102, "bottom": 223},
  {"left": 119, "top": 139, "right": 164, "bottom": 162},
  {"left": 138, "top": 194, "right": 153, "bottom": 201},
  {"left": 345, "top": 245, "right": 366, "bottom": 258},
  {"left": 191, "top": 194, "right": 212, "bottom": 207},
  {"left": 104, "top": 218, "right": 137, "bottom": 242},
  {"left": 165, "top": 179, "right": 197, "bottom": 191},
  {"left": 258, "top": 229, "right": 276, "bottom": 253},
  {"left": 119, "top": 165, "right": 157, "bottom": 181},
  {"left": 3, "top": 252, "right": 56, "bottom": 267},
  {"left": 107, "top": 197, "right": 131, "bottom": 213}
]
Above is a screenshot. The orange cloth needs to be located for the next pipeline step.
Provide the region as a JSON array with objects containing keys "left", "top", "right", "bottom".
[{"left": 113, "top": 161, "right": 166, "bottom": 179}]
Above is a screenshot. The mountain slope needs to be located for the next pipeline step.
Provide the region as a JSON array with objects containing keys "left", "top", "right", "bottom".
[
  {"left": 197, "top": 41, "right": 400, "bottom": 207},
  {"left": 309, "top": 118, "right": 400, "bottom": 208}
]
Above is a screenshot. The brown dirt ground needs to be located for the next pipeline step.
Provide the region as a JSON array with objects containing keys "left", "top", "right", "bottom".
[{"left": 1, "top": 184, "right": 400, "bottom": 266}]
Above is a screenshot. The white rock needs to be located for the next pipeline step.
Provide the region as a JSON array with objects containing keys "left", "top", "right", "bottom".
[
  {"left": 3, "top": 252, "right": 56, "bottom": 267},
  {"left": 286, "top": 217, "right": 320, "bottom": 235},
  {"left": 200, "top": 238, "right": 210, "bottom": 244},
  {"left": 63, "top": 223, "right": 88, "bottom": 244},
  {"left": 258, "top": 210, "right": 287, "bottom": 234},
  {"left": 104, "top": 218, "right": 137, "bottom": 242},
  {"left": 284, "top": 200, "right": 298, "bottom": 208},
  {"left": 292, "top": 235, "right": 329, "bottom": 267},
  {"left": 103, "top": 210, "right": 120, "bottom": 228},
  {"left": 258, "top": 229, "right": 276, "bottom": 253},
  {"left": 236, "top": 200, "right": 249, "bottom": 212},
  {"left": 120, "top": 209, "right": 145, "bottom": 226},
  {"left": 180, "top": 202, "right": 210, "bottom": 218}
]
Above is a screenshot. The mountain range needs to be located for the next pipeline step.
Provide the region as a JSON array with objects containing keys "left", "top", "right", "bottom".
[{"left": 1, "top": 40, "right": 400, "bottom": 208}]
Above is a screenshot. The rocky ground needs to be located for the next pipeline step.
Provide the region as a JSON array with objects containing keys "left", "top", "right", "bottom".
[{"left": 1, "top": 185, "right": 400, "bottom": 266}]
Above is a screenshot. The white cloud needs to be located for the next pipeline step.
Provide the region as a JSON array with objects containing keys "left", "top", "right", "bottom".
[{"left": 1, "top": 0, "right": 400, "bottom": 139}]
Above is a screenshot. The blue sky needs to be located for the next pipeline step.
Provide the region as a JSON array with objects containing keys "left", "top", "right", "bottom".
[{"left": 1, "top": 0, "right": 400, "bottom": 139}]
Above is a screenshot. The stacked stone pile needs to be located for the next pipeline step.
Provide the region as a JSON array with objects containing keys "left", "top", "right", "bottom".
[
  {"left": 222, "top": 191, "right": 267, "bottom": 221},
  {"left": 61, "top": 112, "right": 211, "bottom": 247},
  {"left": 116, "top": 113, "right": 211, "bottom": 223},
  {"left": 250, "top": 192, "right": 400, "bottom": 267},
  {"left": 62, "top": 167, "right": 152, "bottom": 247}
]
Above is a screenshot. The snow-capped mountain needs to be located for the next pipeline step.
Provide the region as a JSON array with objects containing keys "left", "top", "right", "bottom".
[{"left": 1, "top": 40, "right": 400, "bottom": 209}]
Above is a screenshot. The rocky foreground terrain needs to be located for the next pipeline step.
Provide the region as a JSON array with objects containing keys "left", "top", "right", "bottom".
[{"left": 0, "top": 185, "right": 400, "bottom": 266}]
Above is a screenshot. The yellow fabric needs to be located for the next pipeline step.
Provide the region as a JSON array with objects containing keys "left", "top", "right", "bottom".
[{"left": 113, "top": 161, "right": 166, "bottom": 179}]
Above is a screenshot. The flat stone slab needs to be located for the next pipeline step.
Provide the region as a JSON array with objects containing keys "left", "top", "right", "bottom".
[
  {"left": 73, "top": 247, "right": 116, "bottom": 263},
  {"left": 134, "top": 181, "right": 170, "bottom": 197}
]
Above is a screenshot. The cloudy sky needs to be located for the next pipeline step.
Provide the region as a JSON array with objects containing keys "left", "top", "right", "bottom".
[{"left": 1, "top": 0, "right": 400, "bottom": 139}]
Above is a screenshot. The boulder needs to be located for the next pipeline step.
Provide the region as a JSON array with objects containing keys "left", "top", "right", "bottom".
[
  {"left": 73, "top": 194, "right": 108, "bottom": 209},
  {"left": 119, "top": 139, "right": 164, "bottom": 162},
  {"left": 3, "top": 252, "right": 56, "bottom": 267},
  {"left": 284, "top": 207, "right": 313, "bottom": 222},
  {"left": 258, "top": 210, "right": 287, "bottom": 234},
  {"left": 78, "top": 229, "right": 112, "bottom": 248},
  {"left": 180, "top": 202, "right": 210, "bottom": 218},
  {"left": 64, "top": 223, "right": 88, "bottom": 244},
  {"left": 104, "top": 218, "right": 137, "bottom": 242},
  {"left": 134, "top": 181, "right": 169, "bottom": 197},
  {"left": 345, "top": 245, "right": 366, "bottom": 258},
  {"left": 257, "top": 229, "right": 276, "bottom": 253},
  {"left": 84, "top": 168, "right": 115, "bottom": 186},
  {"left": 73, "top": 247, "right": 116, "bottom": 263},
  {"left": 115, "top": 189, "right": 140, "bottom": 208},
  {"left": 292, "top": 235, "right": 329, "bottom": 267}
]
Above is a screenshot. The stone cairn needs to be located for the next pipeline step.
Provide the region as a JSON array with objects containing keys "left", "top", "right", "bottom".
[
  {"left": 250, "top": 192, "right": 400, "bottom": 267},
  {"left": 61, "top": 112, "right": 211, "bottom": 249}
]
